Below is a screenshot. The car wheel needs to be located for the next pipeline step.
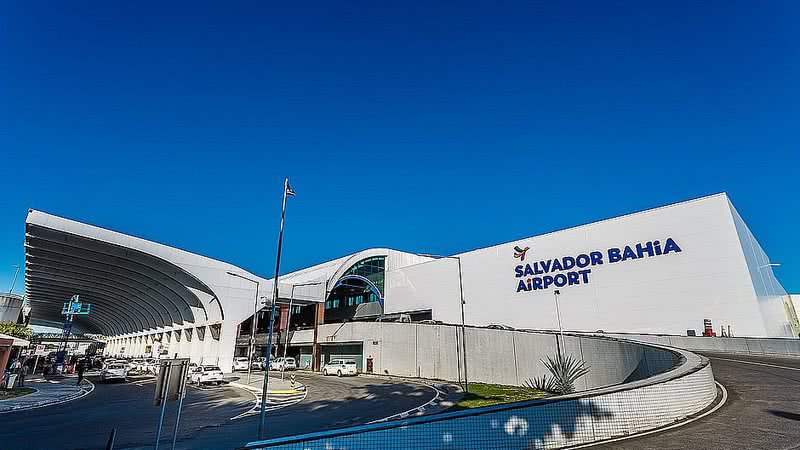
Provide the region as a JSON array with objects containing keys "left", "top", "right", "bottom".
[
  {"left": 337, "top": 370, "right": 342, "bottom": 377},
  {"left": 322, "top": 369, "right": 327, "bottom": 376}
]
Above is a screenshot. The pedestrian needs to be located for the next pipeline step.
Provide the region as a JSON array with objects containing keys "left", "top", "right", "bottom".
[
  {"left": 18, "top": 362, "right": 28, "bottom": 387},
  {"left": 76, "top": 360, "right": 85, "bottom": 386}
]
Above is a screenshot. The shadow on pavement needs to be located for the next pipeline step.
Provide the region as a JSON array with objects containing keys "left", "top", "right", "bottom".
[{"left": 767, "top": 409, "right": 800, "bottom": 421}]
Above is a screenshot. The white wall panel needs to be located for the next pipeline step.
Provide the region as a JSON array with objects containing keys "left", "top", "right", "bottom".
[{"left": 384, "top": 194, "right": 792, "bottom": 338}]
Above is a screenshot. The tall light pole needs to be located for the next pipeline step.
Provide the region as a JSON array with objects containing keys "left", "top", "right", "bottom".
[
  {"left": 281, "top": 281, "right": 324, "bottom": 380},
  {"left": 259, "top": 178, "right": 295, "bottom": 441},
  {"left": 553, "top": 289, "right": 565, "bottom": 358},
  {"left": 418, "top": 253, "right": 468, "bottom": 394},
  {"left": 8, "top": 264, "right": 20, "bottom": 294},
  {"left": 227, "top": 271, "right": 260, "bottom": 384}
]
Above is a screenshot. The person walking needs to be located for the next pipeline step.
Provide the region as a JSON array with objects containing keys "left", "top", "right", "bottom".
[
  {"left": 76, "top": 360, "right": 85, "bottom": 386},
  {"left": 17, "top": 362, "right": 28, "bottom": 387}
]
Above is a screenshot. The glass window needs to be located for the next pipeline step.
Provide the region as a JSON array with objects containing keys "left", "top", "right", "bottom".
[
  {"left": 341, "top": 257, "right": 386, "bottom": 296},
  {"left": 325, "top": 301, "right": 331, "bottom": 310},
  {"left": 333, "top": 299, "right": 340, "bottom": 308}
]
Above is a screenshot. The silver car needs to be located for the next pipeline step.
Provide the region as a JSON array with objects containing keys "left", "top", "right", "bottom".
[{"left": 100, "top": 363, "right": 128, "bottom": 382}]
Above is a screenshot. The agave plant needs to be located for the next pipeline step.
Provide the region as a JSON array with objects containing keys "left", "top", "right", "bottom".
[{"left": 525, "top": 353, "right": 590, "bottom": 395}]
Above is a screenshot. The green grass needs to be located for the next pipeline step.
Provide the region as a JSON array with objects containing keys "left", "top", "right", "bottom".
[
  {"left": 0, "top": 387, "right": 34, "bottom": 400},
  {"left": 451, "top": 382, "right": 547, "bottom": 410}
]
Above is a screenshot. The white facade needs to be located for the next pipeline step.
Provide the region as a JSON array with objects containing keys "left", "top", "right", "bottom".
[
  {"left": 27, "top": 193, "right": 796, "bottom": 375},
  {"left": 385, "top": 193, "right": 796, "bottom": 338}
]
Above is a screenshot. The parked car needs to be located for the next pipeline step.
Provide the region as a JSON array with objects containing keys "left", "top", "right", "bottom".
[
  {"left": 187, "top": 362, "right": 198, "bottom": 378},
  {"left": 250, "top": 357, "right": 266, "bottom": 370},
  {"left": 130, "top": 359, "right": 146, "bottom": 373},
  {"left": 270, "top": 357, "right": 297, "bottom": 371},
  {"left": 102, "top": 358, "right": 117, "bottom": 368},
  {"left": 144, "top": 359, "right": 160, "bottom": 375},
  {"left": 100, "top": 363, "right": 128, "bottom": 382},
  {"left": 191, "top": 365, "right": 224, "bottom": 385},
  {"left": 321, "top": 359, "right": 357, "bottom": 377},
  {"left": 232, "top": 357, "right": 250, "bottom": 371}
]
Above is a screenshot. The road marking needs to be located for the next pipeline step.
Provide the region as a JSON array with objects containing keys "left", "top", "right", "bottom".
[
  {"left": 229, "top": 386, "right": 307, "bottom": 420},
  {"left": 367, "top": 382, "right": 443, "bottom": 424},
  {"left": 709, "top": 356, "right": 800, "bottom": 371}
]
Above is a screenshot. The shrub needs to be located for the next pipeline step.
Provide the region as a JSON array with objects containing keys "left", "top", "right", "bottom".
[
  {"left": 524, "top": 352, "right": 590, "bottom": 395},
  {"left": 0, "top": 321, "right": 33, "bottom": 340}
]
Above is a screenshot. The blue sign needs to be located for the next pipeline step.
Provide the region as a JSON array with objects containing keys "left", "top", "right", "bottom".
[{"left": 514, "top": 237, "right": 682, "bottom": 293}]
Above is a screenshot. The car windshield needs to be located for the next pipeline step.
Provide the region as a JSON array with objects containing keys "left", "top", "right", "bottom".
[
  {"left": 286, "top": 358, "right": 295, "bottom": 363},
  {"left": 203, "top": 366, "right": 221, "bottom": 371},
  {"left": 344, "top": 361, "right": 356, "bottom": 365}
]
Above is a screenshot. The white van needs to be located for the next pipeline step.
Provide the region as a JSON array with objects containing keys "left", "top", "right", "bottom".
[{"left": 321, "top": 359, "right": 357, "bottom": 377}]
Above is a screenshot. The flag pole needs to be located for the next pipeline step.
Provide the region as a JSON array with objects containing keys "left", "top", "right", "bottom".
[{"left": 259, "top": 178, "right": 294, "bottom": 441}]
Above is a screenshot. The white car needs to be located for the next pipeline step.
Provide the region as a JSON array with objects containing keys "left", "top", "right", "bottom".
[
  {"left": 250, "top": 357, "right": 266, "bottom": 370},
  {"left": 270, "top": 357, "right": 297, "bottom": 371},
  {"left": 191, "top": 365, "right": 224, "bottom": 385},
  {"left": 321, "top": 359, "right": 357, "bottom": 377},
  {"left": 187, "top": 362, "right": 198, "bottom": 378},
  {"left": 232, "top": 357, "right": 250, "bottom": 371},
  {"left": 100, "top": 363, "right": 128, "bottom": 382},
  {"left": 131, "top": 359, "right": 147, "bottom": 373}
]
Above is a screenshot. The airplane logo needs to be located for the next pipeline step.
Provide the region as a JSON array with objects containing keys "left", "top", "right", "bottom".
[{"left": 513, "top": 246, "right": 530, "bottom": 261}]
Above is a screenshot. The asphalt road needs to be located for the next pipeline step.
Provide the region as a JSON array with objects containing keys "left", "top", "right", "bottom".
[
  {"left": 2, "top": 371, "right": 437, "bottom": 450},
  {"left": 1, "top": 374, "right": 254, "bottom": 450},
  {"left": 607, "top": 353, "right": 800, "bottom": 449},
  {"left": 162, "top": 371, "right": 439, "bottom": 449}
]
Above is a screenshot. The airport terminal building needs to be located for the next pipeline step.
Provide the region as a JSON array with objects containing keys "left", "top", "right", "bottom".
[{"left": 24, "top": 193, "right": 798, "bottom": 371}]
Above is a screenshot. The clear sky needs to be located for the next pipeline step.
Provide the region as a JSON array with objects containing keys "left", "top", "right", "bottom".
[{"left": 1, "top": 1, "right": 798, "bottom": 295}]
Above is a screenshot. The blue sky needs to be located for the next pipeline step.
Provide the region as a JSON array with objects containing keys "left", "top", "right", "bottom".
[{"left": 1, "top": 1, "right": 798, "bottom": 294}]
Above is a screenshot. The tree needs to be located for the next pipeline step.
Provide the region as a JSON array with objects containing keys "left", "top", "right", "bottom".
[{"left": 0, "top": 321, "right": 33, "bottom": 340}]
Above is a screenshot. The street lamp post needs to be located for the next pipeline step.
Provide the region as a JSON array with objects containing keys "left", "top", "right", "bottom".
[
  {"left": 259, "top": 177, "right": 295, "bottom": 441},
  {"left": 417, "top": 253, "right": 468, "bottom": 395},
  {"left": 227, "top": 271, "right": 260, "bottom": 385},
  {"left": 8, "top": 264, "right": 20, "bottom": 294},
  {"left": 553, "top": 289, "right": 565, "bottom": 358}
]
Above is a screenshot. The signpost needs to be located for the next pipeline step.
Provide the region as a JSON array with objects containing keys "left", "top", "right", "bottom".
[
  {"left": 57, "top": 295, "right": 90, "bottom": 372},
  {"left": 153, "top": 358, "right": 190, "bottom": 450}
]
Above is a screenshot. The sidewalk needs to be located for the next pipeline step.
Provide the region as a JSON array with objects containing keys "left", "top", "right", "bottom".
[{"left": 0, "top": 375, "right": 94, "bottom": 413}]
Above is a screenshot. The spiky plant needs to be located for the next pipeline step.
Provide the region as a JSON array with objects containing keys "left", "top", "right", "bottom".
[
  {"left": 525, "top": 353, "right": 590, "bottom": 395},
  {"left": 524, "top": 374, "right": 555, "bottom": 393}
]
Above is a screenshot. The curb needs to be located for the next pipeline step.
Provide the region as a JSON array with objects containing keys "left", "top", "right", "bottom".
[{"left": 0, "top": 379, "right": 95, "bottom": 414}]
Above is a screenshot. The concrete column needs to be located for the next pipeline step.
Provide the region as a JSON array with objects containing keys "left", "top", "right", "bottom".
[
  {"left": 312, "top": 304, "right": 325, "bottom": 371},
  {"left": 218, "top": 324, "right": 236, "bottom": 372}
]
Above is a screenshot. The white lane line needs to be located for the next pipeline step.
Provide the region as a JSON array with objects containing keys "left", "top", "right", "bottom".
[
  {"left": 367, "top": 382, "right": 443, "bottom": 424},
  {"left": 708, "top": 356, "right": 800, "bottom": 371},
  {"left": 229, "top": 387, "right": 307, "bottom": 420},
  {"left": 0, "top": 378, "right": 96, "bottom": 414},
  {"left": 568, "top": 381, "right": 728, "bottom": 448}
]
